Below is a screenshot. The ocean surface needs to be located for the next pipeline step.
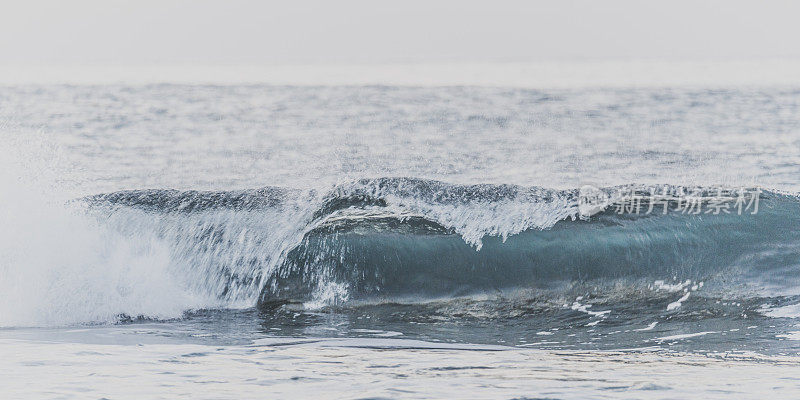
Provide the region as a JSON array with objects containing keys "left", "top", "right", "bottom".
[{"left": 2, "top": 83, "right": 800, "bottom": 398}]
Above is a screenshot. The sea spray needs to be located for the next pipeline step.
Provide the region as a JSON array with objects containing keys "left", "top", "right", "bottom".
[{"left": 0, "top": 136, "right": 217, "bottom": 326}]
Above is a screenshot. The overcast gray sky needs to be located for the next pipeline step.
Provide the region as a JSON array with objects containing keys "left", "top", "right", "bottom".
[{"left": 1, "top": 0, "right": 799, "bottom": 65}]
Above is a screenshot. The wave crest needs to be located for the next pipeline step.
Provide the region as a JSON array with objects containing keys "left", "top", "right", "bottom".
[{"left": 77, "top": 179, "right": 800, "bottom": 313}]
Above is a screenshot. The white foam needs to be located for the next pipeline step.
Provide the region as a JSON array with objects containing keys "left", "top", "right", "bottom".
[
  {"left": 760, "top": 303, "right": 800, "bottom": 318},
  {"left": 655, "top": 331, "right": 716, "bottom": 341},
  {"left": 570, "top": 300, "right": 611, "bottom": 317},
  {"left": 653, "top": 279, "right": 692, "bottom": 293},
  {"left": 0, "top": 134, "right": 220, "bottom": 327},
  {"left": 667, "top": 292, "right": 691, "bottom": 311},
  {"left": 635, "top": 322, "right": 659, "bottom": 332}
]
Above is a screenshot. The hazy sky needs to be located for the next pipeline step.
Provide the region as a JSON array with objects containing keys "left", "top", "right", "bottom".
[{"left": 1, "top": 0, "right": 799, "bottom": 65}]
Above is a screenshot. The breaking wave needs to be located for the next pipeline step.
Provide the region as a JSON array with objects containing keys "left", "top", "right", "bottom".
[{"left": 3, "top": 173, "right": 800, "bottom": 326}]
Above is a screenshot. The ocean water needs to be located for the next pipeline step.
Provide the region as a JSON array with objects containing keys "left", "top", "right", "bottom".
[{"left": 2, "top": 83, "right": 800, "bottom": 398}]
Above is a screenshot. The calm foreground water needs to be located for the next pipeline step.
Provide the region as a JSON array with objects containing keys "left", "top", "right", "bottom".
[{"left": 2, "top": 84, "right": 800, "bottom": 398}]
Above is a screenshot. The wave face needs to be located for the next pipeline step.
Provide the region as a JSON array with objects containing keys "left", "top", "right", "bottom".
[{"left": 76, "top": 178, "right": 800, "bottom": 316}]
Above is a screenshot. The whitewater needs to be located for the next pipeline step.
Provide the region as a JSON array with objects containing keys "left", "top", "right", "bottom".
[{"left": 3, "top": 84, "right": 800, "bottom": 398}]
